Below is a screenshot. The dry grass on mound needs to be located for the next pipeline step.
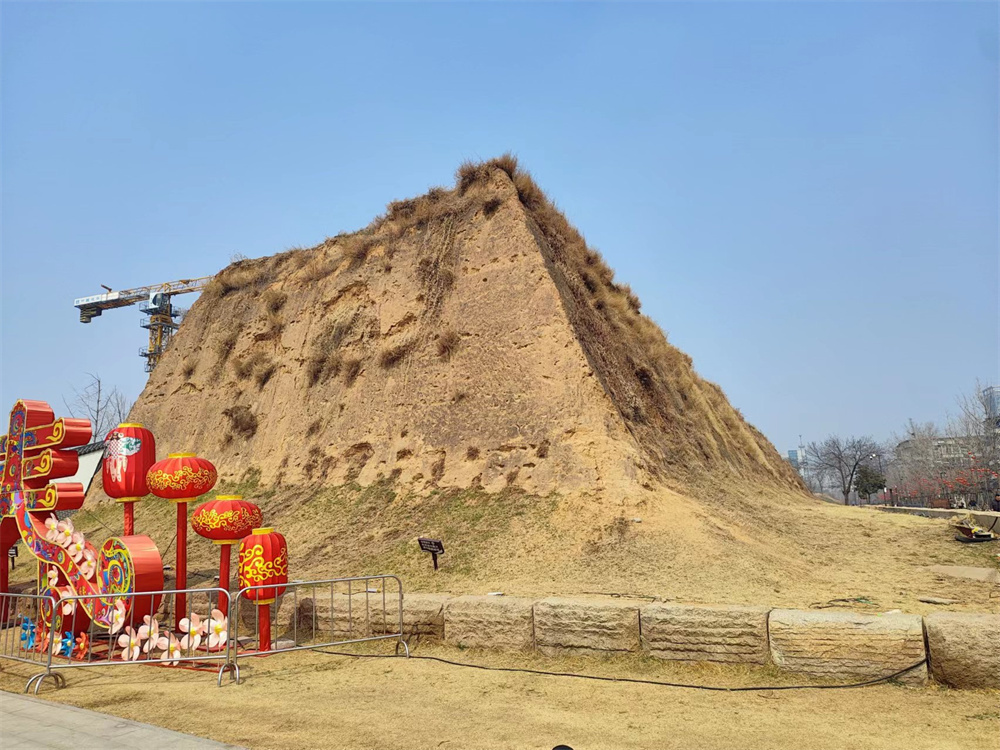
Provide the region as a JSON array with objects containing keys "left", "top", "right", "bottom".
[
  {"left": 2, "top": 644, "right": 997, "bottom": 750},
  {"left": 43, "top": 474, "right": 997, "bottom": 617}
]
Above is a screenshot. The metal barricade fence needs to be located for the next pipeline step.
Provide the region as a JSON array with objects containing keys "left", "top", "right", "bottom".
[
  {"left": 0, "top": 592, "right": 60, "bottom": 672},
  {"left": 0, "top": 587, "right": 235, "bottom": 693},
  {"left": 2, "top": 576, "right": 408, "bottom": 692},
  {"left": 231, "top": 575, "right": 409, "bottom": 679}
]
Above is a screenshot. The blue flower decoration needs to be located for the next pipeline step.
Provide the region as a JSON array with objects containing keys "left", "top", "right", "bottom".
[
  {"left": 60, "top": 632, "right": 74, "bottom": 657},
  {"left": 19, "top": 617, "right": 35, "bottom": 650}
]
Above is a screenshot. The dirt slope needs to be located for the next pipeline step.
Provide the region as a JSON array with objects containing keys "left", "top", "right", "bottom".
[{"left": 120, "top": 157, "right": 802, "bottom": 501}]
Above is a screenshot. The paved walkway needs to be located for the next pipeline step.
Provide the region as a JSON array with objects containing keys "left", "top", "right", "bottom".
[{"left": 0, "top": 691, "right": 245, "bottom": 749}]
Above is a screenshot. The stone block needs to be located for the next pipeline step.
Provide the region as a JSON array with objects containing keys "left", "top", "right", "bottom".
[
  {"left": 768, "top": 609, "right": 927, "bottom": 685},
  {"left": 379, "top": 592, "right": 450, "bottom": 639},
  {"left": 444, "top": 596, "right": 535, "bottom": 651},
  {"left": 924, "top": 612, "right": 1000, "bottom": 689},
  {"left": 640, "top": 603, "right": 770, "bottom": 664},
  {"left": 533, "top": 597, "right": 640, "bottom": 656}
]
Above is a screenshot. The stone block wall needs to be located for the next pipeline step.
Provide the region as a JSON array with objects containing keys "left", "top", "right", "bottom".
[
  {"left": 768, "top": 609, "right": 928, "bottom": 686},
  {"left": 272, "top": 589, "right": 997, "bottom": 689},
  {"left": 924, "top": 613, "right": 1000, "bottom": 689},
  {"left": 640, "top": 603, "right": 770, "bottom": 664},
  {"left": 444, "top": 595, "right": 535, "bottom": 652},
  {"left": 533, "top": 598, "right": 640, "bottom": 656}
]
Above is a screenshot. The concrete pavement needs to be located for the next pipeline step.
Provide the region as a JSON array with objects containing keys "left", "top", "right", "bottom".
[{"left": 0, "top": 691, "right": 246, "bottom": 749}]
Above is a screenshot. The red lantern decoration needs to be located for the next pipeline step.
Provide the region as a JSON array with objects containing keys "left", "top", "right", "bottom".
[
  {"left": 192, "top": 495, "right": 262, "bottom": 606},
  {"left": 147, "top": 453, "right": 217, "bottom": 629},
  {"left": 238, "top": 527, "right": 288, "bottom": 652},
  {"left": 146, "top": 453, "right": 217, "bottom": 499},
  {"left": 102, "top": 423, "right": 156, "bottom": 536}
]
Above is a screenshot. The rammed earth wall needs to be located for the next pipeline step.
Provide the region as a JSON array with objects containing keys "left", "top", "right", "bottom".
[{"left": 278, "top": 593, "right": 996, "bottom": 690}]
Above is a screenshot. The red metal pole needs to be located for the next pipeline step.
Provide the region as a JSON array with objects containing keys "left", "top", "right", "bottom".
[
  {"left": 123, "top": 501, "right": 135, "bottom": 536},
  {"left": 258, "top": 602, "right": 271, "bottom": 652},
  {"left": 175, "top": 500, "right": 188, "bottom": 631},
  {"left": 217, "top": 542, "right": 232, "bottom": 612}
]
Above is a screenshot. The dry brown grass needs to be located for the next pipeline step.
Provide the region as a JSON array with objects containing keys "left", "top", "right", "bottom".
[
  {"left": 181, "top": 360, "right": 196, "bottom": 379},
  {"left": 342, "top": 357, "right": 363, "bottom": 386},
  {"left": 378, "top": 337, "right": 416, "bottom": 369},
  {"left": 301, "top": 253, "right": 338, "bottom": 283},
  {"left": 342, "top": 234, "right": 378, "bottom": 270},
  {"left": 254, "top": 361, "right": 277, "bottom": 390},
  {"left": 233, "top": 351, "right": 272, "bottom": 382},
  {"left": 4, "top": 643, "right": 997, "bottom": 750},
  {"left": 306, "top": 318, "right": 361, "bottom": 387},
  {"left": 262, "top": 289, "right": 287, "bottom": 315},
  {"left": 436, "top": 329, "right": 460, "bottom": 359},
  {"left": 221, "top": 405, "right": 257, "bottom": 439},
  {"left": 482, "top": 197, "right": 503, "bottom": 217},
  {"left": 215, "top": 331, "right": 238, "bottom": 364}
]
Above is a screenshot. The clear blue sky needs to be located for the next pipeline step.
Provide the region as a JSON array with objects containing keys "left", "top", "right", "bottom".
[{"left": 2, "top": 2, "right": 997, "bottom": 453}]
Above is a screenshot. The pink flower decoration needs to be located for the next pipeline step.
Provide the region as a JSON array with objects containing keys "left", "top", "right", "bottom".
[
  {"left": 206, "top": 609, "right": 229, "bottom": 650},
  {"left": 160, "top": 635, "right": 183, "bottom": 666},
  {"left": 55, "top": 519, "right": 74, "bottom": 548},
  {"left": 116, "top": 626, "right": 143, "bottom": 661},
  {"left": 109, "top": 599, "right": 128, "bottom": 634},
  {"left": 58, "top": 587, "right": 76, "bottom": 616},
  {"left": 46, "top": 567, "right": 59, "bottom": 588},
  {"left": 68, "top": 532, "right": 86, "bottom": 563},
  {"left": 179, "top": 612, "right": 206, "bottom": 651},
  {"left": 139, "top": 615, "right": 167, "bottom": 654},
  {"left": 44, "top": 515, "right": 59, "bottom": 542},
  {"left": 78, "top": 550, "right": 97, "bottom": 580}
]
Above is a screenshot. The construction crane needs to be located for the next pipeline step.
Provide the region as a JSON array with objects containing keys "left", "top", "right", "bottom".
[{"left": 73, "top": 277, "right": 212, "bottom": 372}]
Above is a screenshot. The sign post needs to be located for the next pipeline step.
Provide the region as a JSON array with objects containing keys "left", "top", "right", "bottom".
[{"left": 417, "top": 537, "right": 445, "bottom": 571}]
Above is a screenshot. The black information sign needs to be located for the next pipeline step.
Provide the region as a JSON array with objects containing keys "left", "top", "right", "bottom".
[{"left": 417, "top": 538, "right": 445, "bottom": 570}]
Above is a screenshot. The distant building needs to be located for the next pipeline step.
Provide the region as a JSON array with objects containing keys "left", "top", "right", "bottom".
[
  {"left": 786, "top": 449, "right": 801, "bottom": 471},
  {"left": 984, "top": 385, "right": 1000, "bottom": 429},
  {"left": 69, "top": 441, "right": 104, "bottom": 493},
  {"left": 894, "top": 435, "right": 976, "bottom": 469}
]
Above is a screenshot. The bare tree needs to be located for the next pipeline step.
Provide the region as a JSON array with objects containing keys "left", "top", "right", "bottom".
[
  {"left": 64, "top": 373, "right": 134, "bottom": 440},
  {"left": 887, "top": 420, "right": 942, "bottom": 503},
  {"left": 945, "top": 380, "right": 1000, "bottom": 503},
  {"left": 805, "top": 435, "right": 882, "bottom": 504}
]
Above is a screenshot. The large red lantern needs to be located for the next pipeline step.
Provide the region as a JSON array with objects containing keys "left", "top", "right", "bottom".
[
  {"left": 147, "top": 453, "right": 217, "bottom": 629},
  {"left": 192, "top": 495, "right": 262, "bottom": 606},
  {"left": 102, "top": 423, "right": 156, "bottom": 536},
  {"left": 238, "top": 527, "right": 288, "bottom": 652}
]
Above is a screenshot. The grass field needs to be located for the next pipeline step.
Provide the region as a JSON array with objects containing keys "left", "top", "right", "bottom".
[
  {"left": 27, "top": 474, "right": 998, "bottom": 617},
  {"left": 1, "top": 642, "right": 998, "bottom": 750}
]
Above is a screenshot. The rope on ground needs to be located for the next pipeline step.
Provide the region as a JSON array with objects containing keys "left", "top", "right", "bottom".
[{"left": 309, "top": 648, "right": 928, "bottom": 693}]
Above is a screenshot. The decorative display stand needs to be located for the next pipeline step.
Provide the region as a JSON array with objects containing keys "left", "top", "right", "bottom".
[{"left": 0, "top": 399, "right": 291, "bottom": 674}]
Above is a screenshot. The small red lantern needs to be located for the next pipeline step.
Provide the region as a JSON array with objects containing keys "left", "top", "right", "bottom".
[
  {"left": 102, "top": 423, "right": 156, "bottom": 536},
  {"left": 146, "top": 453, "right": 217, "bottom": 499},
  {"left": 238, "top": 527, "right": 288, "bottom": 652},
  {"left": 192, "top": 495, "right": 262, "bottom": 605},
  {"left": 148, "top": 452, "right": 217, "bottom": 629}
]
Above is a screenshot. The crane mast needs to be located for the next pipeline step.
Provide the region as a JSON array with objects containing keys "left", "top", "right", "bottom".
[{"left": 73, "top": 277, "right": 212, "bottom": 372}]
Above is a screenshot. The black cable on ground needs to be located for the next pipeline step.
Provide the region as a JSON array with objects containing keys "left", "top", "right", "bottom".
[{"left": 310, "top": 648, "right": 927, "bottom": 693}]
